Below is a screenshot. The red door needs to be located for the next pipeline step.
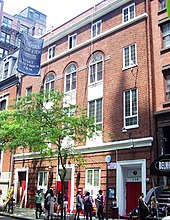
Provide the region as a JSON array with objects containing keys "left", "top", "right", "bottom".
[
  {"left": 126, "top": 182, "right": 141, "bottom": 214},
  {"left": 56, "top": 180, "right": 71, "bottom": 212}
]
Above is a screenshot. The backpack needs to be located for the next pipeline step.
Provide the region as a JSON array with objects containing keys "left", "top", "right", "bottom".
[{"left": 84, "top": 196, "right": 92, "bottom": 211}]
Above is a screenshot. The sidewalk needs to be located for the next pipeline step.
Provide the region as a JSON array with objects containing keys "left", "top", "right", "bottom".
[{"left": 0, "top": 206, "right": 114, "bottom": 219}]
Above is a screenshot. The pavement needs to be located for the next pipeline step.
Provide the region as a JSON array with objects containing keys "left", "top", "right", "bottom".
[{"left": 0, "top": 206, "right": 115, "bottom": 219}]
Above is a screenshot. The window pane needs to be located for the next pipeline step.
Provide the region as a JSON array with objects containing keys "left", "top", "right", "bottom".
[
  {"left": 125, "top": 91, "right": 130, "bottom": 117},
  {"left": 130, "top": 5, "right": 134, "bottom": 19},
  {"left": 39, "top": 172, "right": 43, "bottom": 186},
  {"left": 94, "top": 170, "right": 99, "bottom": 186},
  {"left": 90, "top": 65, "right": 95, "bottom": 83},
  {"left": 71, "top": 72, "right": 76, "bottom": 90},
  {"left": 131, "top": 45, "right": 136, "bottom": 64},
  {"left": 97, "top": 62, "right": 103, "bottom": 81},
  {"left": 87, "top": 170, "right": 93, "bottom": 185},
  {"left": 124, "top": 8, "right": 128, "bottom": 22},
  {"left": 89, "top": 101, "right": 95, "bottom": 117},
  {"left": 66, "top": 75, "right": 70, "bottom": 91},
  {"left": 96, "top": 99, "right": 102, "bottom": 123},
  {"left": 132, "top": 89, "right": 137, "bottom": 115},
  {"left": 124, "top": 47, "right": 129, "bottom": 67}
]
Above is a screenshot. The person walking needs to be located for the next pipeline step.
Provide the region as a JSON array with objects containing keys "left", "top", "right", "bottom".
[
  {"left": 57, "top": 190, "right": 63, "bottom": 216},
  {"left": 95, "top": 192, "right": 100, "bottom": 218},
  {"left": 138, "top": 193, "right": 149, "bottom": 220},
  {"left": 74, "top": 190, "right": 83, "bottom": 220},
  {"left": 97, "top": 190, "right": 105, "bottom": 220},
  {"left": 35, "top": 190, "right": 42, "bottom": 219},
  {"left": 84, "top": 191, "right": 93, "bottom": 220},
  {"left": 44, "top": 189, "right": 50, "bottom": 220},
  {"left": 63, "top": 190, "right": 68, "bottom": 220}
]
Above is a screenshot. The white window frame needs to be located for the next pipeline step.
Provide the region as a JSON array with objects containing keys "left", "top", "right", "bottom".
[
  {"left": 65, "top": 64, "right": 77, "bottom": 92},
  {"left": 88, "top": 98, "right": 103, "bottom": 129},
  {"left": 89, "top": 53, "right": 104, "bottom": 85},
  {"left": 26, "top": 86, "right": 32, "bottom": 96},
  {"left": 91, "top": 20, "right": 102, "bottom": 38},
  {"left": 68, "top": 33, "right": 77, "bottom": 49},
  {"left": 165, "top": 74, "right": 170, "bottom": 100},
  {"left": 123, "top": 89, "right": 138, "bottom": 129},
  {"left": 3, "top": 60, "right": 10, "bottom": 79},
  {"left": 162, "top": 22, "right": 170, "bottom": 48},
  {"left": 44, "top": 73, "right": 55, "bottom": 92},
  {"left": 123, "top": 44, "right": 137, "bottom": 69},
  {"left": 37, "top": 171, "right": 48, "bottom": 191},
  {"left": 48, "top": 45, "right": 56, "bottom": 59},
  {"left": 122, "top": 3, "right": 135, "bottom": 23},
  {"left": 85, "top": 168, "right": 100, "bottom": 198},
  {"left": 0, "top": 97, "right": 8, "bottom": 111}
]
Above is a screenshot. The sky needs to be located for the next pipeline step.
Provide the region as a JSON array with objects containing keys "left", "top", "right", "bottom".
[{"left": 3, "top": 0, "right": 102, "bottom": 29}]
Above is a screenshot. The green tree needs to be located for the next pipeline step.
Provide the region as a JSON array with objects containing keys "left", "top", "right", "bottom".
[{"left": 0, "top": 90, "right": 99, "bottom": 219}]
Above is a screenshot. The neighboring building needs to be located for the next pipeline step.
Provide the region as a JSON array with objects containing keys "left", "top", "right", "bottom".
[
  {"left": 0, "top": 0, "right": 169, "bottom": 217},
  {"left": 0, "top": 1, "right": 46, "bottom": 60},
  {"left": 0, "top": 0, "right": 46, "bottom": 205}
]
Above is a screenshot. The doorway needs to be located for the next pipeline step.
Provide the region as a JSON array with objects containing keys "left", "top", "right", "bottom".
[
  {"left": 14, "top": 168, "right": 28, "bottom": 208},
  {"left": 126, "top": 182, "right": 141, "bottom": 214}
]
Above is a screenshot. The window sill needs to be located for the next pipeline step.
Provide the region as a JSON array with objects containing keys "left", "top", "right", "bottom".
[
  {"left": 160, "top": 46, "right": 170, "bottom": 54},
  {"left": 158, "top": 8, "right": 166, "bottom": 15},
  {"left": 163, "top": 101, "right": 170, "bottom": 108},
  {"left": 122, "top": 64, "right": 138, "bottom": 71}
]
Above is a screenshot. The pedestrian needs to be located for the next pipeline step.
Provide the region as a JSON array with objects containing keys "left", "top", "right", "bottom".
[
  {"left": 35, "top": 190, "right": 43, "bottom": 219},
  {"left": 57, "top": 190, "right": 63, "bottom": 216},
  {"left": 47, "top": 188, "right": 56, "bottom": 220},
  {"left": 95, "top": 192, "right": 100, "bottom": 218},
  {"left": 44, "top": 189, "right": 50, "bottom": 220},
  {"left": 63, "top": 190, "right": 68, "bottom": 220},
  {"left": 150, "top": 196, "right": 158, "bottom": 217},
  {"left": 84, "top": 191, "right": 93, "bottom": 220},
  {"left": 74, "top": 190, "right": 83, "bottom": 220},
  {"left": 96, "top": 190, "right": 105, "bottom": 220},
  {"left": 138, "top": 193, "right": 149, "bottom": 220}
]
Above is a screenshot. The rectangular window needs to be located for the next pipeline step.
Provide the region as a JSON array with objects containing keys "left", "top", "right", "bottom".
[
  {"left": 48, "top": 45, "right": 55, "bottom": 59},
  {"left": 122, "top": 3, "right": 135, "bottom": 23},
  {"left": 91, "top": 20, "right": 102, "bottom": 38},
  {"left": 0, "top": 48, "right": 8, "bottom": 59},
  {"left": 68, "top": 34, "right": 77, "bottom": 49},
  {"left": 0, "top": 32, "right": 10, "bottom": 43},
  {"left": 165, "top": 74, "right": 170, "bottom": 100},
  {"left": 123, "top": 44, "right": 137, "bottom": 69},
  {"left": 124, "top": 89, "right": 138, "bottom": 128},
  {"left": 26, "top": 86, "right": 32, "bottom": 96},
  {"left": 3, "top": 61, "right": 9, "bottom": 79},
  {"left": 20, "top": 25, "right": 29, "bottom": 34},
  {"left": 2, "top": 16, "right": 12, "bottom": 28},
  {"left": 89, "top": 98, "right": 102, "bottom": 129},
  {"left": 0, "top": 99, "right": 7, "bottom": 111},
  {"left": 38, "top": 28, "right": 43, "bottom": 36},
  {"left": 159, "top": 0, "right": 167, "bottom": 10},
  {"left": 162, "top": 22, "right": 170, "bottom": 48},
  {"left": 38, "top": 171, "right": 48, "bottom": 189},
  {"left": 86, "top": 169, "right": 100, "bottom": 197}
]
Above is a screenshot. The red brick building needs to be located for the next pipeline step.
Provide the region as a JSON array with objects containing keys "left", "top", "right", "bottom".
[{"left": 0, "top": 0, "right": 169, "bottom": 217}]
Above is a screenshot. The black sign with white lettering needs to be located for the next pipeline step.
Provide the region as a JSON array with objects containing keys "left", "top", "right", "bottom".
[{"left": 150, "top": 154, "right": 170, "bottom": 176}]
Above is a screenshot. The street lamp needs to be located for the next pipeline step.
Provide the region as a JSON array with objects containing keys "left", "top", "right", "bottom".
[{"left": 105, "top": 155, "right": 111, "bottom": 220}]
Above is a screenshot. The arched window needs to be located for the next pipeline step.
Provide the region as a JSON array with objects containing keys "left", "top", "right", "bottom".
[
  {"left": 44, "top": 73, "right": 55, "bottom": 92},
  {"left": 89, "top": 53, "right": 103, "bottom": 84},
  {"left": 65, "top": 64, "right": 76, "bottom": 92}
]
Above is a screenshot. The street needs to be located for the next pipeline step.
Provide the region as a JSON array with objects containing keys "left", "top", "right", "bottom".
[{"left": 0, "top": 216, "right": 19, "bottom": 220}]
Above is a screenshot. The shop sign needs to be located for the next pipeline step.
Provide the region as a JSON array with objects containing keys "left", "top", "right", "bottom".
[{"left": 150, "top": 154, "right": 170, "bottom": 176}]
